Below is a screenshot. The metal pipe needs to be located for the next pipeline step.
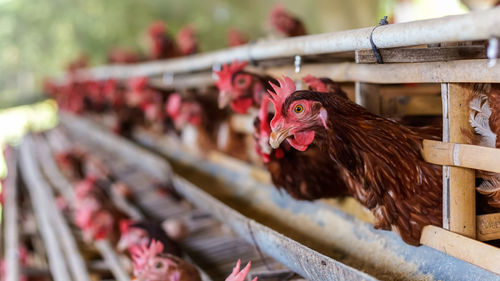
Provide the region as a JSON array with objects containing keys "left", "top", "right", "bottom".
[
  {"left": 70, "top": 8, "right": 500, "bottom": 80},
  {"left": 19, "top": 138, "right": 72, "bottom": 281},
  {"left": 4, "top": 148, "right": 20, "bottom": 281}
]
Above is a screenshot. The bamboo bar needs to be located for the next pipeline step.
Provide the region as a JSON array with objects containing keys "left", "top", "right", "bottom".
[
  {"left": 3, "top": 148, "right": 20, "bottom": 281},
  {"left": 476, "top": 213, "right": 500, "bottom": 241},
  {"left": 266, "top": 59, "right": 500, "bottom": 84},
  {"left": 19, "top": 139, "right": 72, "bottom": 281},
  {"left": 420, "top": 225, "right": 500, "bottom": 274},
  {"left": 445, "top": 83, "right": 476, "bottom": 238},
  {"left": 422, "top": 140, "right": 500, "bottom": 173}
]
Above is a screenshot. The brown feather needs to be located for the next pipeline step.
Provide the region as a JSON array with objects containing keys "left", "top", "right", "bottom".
[{"left": 284, "top": 90, "right": 442, "bottom": 245}]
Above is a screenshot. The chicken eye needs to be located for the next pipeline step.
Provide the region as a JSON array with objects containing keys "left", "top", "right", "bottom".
[{"left": 294, "top": 104, "right": 304, "bottom": 114}]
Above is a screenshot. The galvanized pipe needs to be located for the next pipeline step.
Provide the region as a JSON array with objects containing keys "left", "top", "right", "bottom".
[
  {"left": 3, "top": 148, "right": 20, "bottom": 281},
  {"left": 71, "top": 8, "right": 500, "bottom": 80}
]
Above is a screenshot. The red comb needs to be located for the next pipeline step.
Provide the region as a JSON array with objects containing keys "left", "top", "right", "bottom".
[
  {"left": 227, "top": 29, "right": 248, "bottom": 47},
  {"left": 303, "top": 75, "right": 327, "bottom": 92},
  {"left": 225, "top": 259, "right": 257, "bottom": 281},
  {"left": 120, "top": 219, "right": 134, "bottom": 234},
  {"left": 131, "top": 239, "right": 165, "bottom": 273},
  {"left": 177, "top": 25, "right": 195, "bottom": 40},
  {"left": 270, "top": 3, "right": 287, "bottom": 19},
  {"left": 267, "top": 75, "right": 296, "bottom": 114},
  {"left": 166, "top": 93, "right": 182, "bottom": 118},
  {"left": 127, "top": 77, "right": 149, "bottom": 92},
  {"left": 149, "top": 21, "right": 166, "bottom": 36},
  {"left": 214, "top": 60, "right": 248, "bottom": 91}
]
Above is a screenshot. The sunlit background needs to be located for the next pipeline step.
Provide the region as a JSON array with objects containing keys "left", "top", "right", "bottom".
[{"left": 0, "top": 0, "right": 491, "bottom": 184}]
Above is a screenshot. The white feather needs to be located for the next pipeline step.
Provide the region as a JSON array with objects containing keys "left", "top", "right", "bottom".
[{"left": 469, "top": 95, "right": 497, "bottom": 148}]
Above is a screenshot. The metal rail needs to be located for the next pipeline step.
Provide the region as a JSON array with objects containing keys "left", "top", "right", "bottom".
[
  {"left": 19, "top": 138, "right": 72, "bottom": 281},
  {"left": 3, "top": 148, "right": 20, "bottom": 281},
  {"left": 62, "top": 8, "right": 500, "bottom": 80}
]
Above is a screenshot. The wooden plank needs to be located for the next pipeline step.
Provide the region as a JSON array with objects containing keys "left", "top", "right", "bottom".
[
  {"left": 422, "top": 140, "right": 500, "bottom": 173},
  {"left": 446, "top": 83, "right": 476, "bottom": 238},
  {"left": 420, "top": 225, "right": 500, "bottom": 275},
  {"left": 355, "top": 46, "right": 486, "bottom": 64},
  {"left": 476, "top": 213, "right": 500, "bottom": 241},
  {"left": 355, "top": 82, "right": 380, "bottom": 114},
  {"left": 266, "top": 59, "right": 500, "bottom": 84},
  {"left": 381, "top": 95, "right": 442, "bottom": 116}
]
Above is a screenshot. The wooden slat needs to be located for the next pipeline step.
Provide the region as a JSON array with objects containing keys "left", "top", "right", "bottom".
[
  {"left": 421, "top": 225, "right": 500, "bottom": 275},
  {"left": 476, "top": 213, "right": 500, "bottom": 241},
  {"left": 422, "top": 140, "right": 500, "bottom": 173},
  {"left": 355, "top": 46, "right": 486, "bottom": 64},
  {"left": 266, "top": 59, "right": 500, "bottom": 84},
  {"left": 355, "top": 82, "right": 380, "bottom": 114},
  {"left": 446, "top": 83, "right": 476, "bottom": 239}
]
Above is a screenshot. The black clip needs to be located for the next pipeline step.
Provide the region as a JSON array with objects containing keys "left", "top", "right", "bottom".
[{"left": 370, "top": 16, "right": 389, "bottom": 64}]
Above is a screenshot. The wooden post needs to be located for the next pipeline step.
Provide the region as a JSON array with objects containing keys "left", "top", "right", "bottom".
[
  {"left": 442, "top": 83, "right": 476, "bottom": 238},
  {"left": 355, "top": 82, "right": 380, "bottom": 114}
]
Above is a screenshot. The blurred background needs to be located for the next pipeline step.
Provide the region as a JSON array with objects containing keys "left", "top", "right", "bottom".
[{"left": 0, "top": 0, "right": 489, "bottom": 177}]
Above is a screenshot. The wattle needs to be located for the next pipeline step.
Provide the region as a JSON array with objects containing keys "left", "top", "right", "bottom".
[
  {"left": 230, "top": 98, "right": 253, "bottom": 114},
  {"left": 287, "top": 131, "right": 315, "bottom": 151}
]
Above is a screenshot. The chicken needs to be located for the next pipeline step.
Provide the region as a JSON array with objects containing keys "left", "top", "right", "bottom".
[
  {"left": 268, "top": 4, "right": 306, "bottom": 37},
  {"left": 215, "top": 60, "right": 277, "bottom": 114},
  {"left": 148, "top": 21, "right": 178, "bottom": 60},
  {"left": 166, "top": 90, "right": 249, "bottom": 160},
  {"left": 253, "top": 76, "right": 350, "bottom": 200},
  {"left": 176, "top": 25, "right": 198, "bottom": 56},
  {"left": 225, "top": 260, "right": 257, "bottom": 281},
  {"left": 55, "top": 149, "right": 86, "bottom": 181},
  {"left": 267, "top": 76, "right": 442, "bottom": 245},
  {"left": 469, "top": 83, "right": 500, "bottom": 208},
  {"left": 73, "top": 176, "right": 128, "bottom": 244},
  {"left": 131, "top": 240, "right": 201, "bottom": 281},
  {"left": 227, "top": 28, "right": 249, "bottom": 47},
  {"left": 108, "top": 47, "right": 141, "bottom": 64},
  {"left": 303, "top": 75, "right": 347, "bottom": 97},
  {"left": 118, "top": 220, "right": 182, "bottom": 257}
]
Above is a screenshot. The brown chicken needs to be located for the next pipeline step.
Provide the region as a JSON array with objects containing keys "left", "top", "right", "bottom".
[
  {"left": 267, "top": 76, "right": 442, "bottom": 245},
  {"left": 268, "top": 4, "right": 307, "bottom": 37},
  {"left": 469, "top": 83, "right": 500, "bottom": 208},
  {"left": 131, "top": 240, "right": 201, "bottom": 281},
  {"left": 148, "top": 21, "right": 178, "bottom": 60},
  {"left": 253, "top": 76, "right": 349, "bottom": 200},
  {"left": 118, "top": 220, "right": 182, "bottom": 257},
  {"left": 176, "top": 25, "right": 199, "bottom": 56},
  {"left": 166, "top": 89, "right": 249, "bottom": 160},
  {"left": 227, "top": 28, "right": 249, "bottom": 47}
]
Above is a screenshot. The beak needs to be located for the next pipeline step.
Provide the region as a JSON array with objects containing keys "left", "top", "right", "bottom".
[
  {"left": 269, "top": 127, "right": 291, "bottom": 149},
  {"left": 218, "top": 91, "right": 232, "bottom": 109}
]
